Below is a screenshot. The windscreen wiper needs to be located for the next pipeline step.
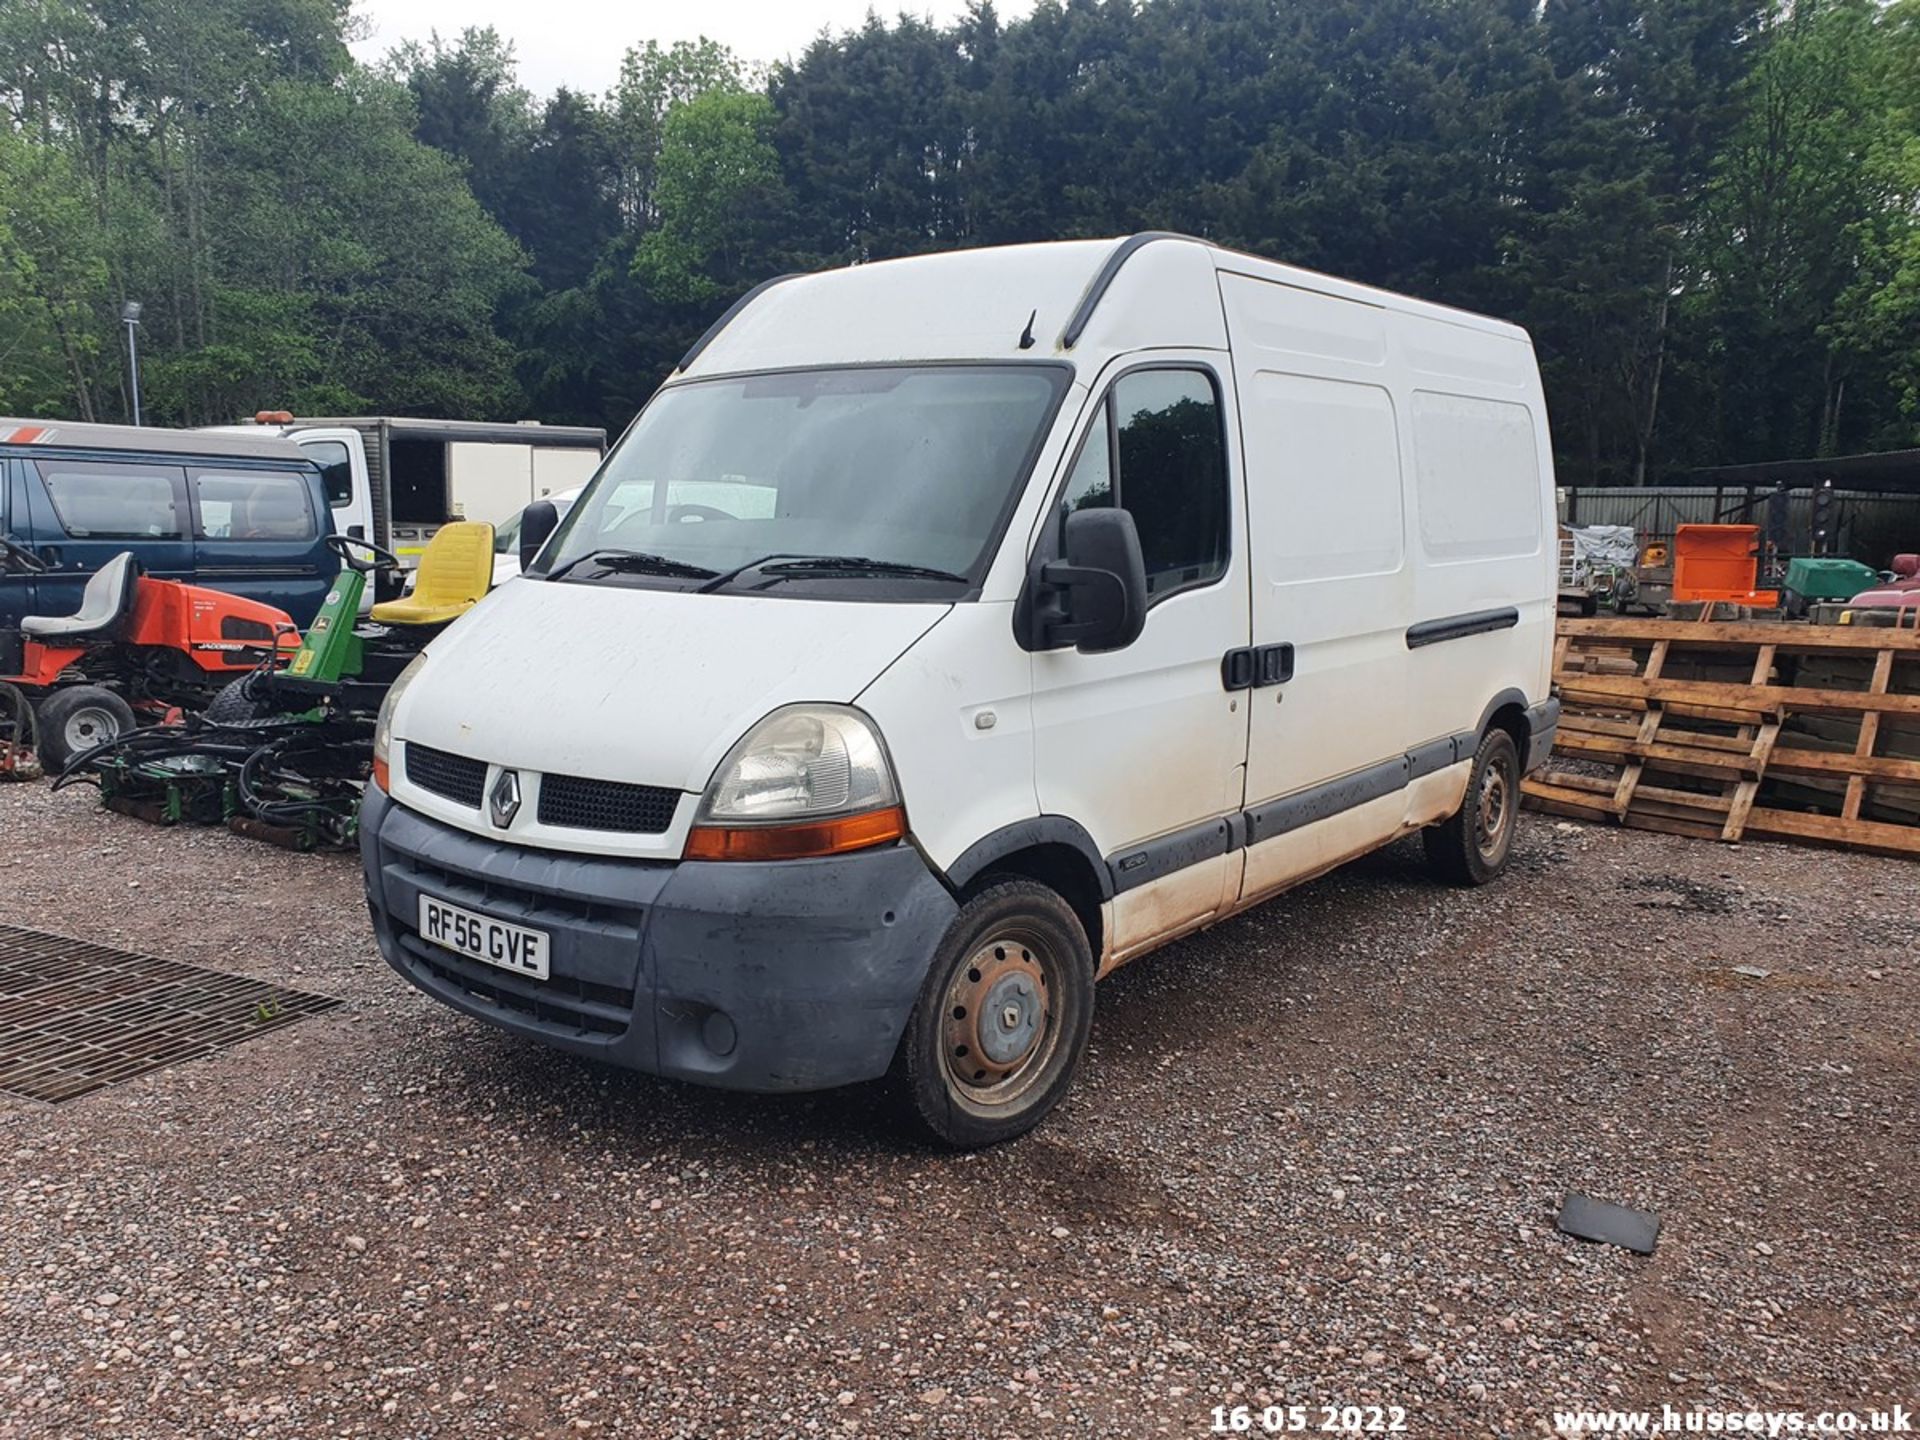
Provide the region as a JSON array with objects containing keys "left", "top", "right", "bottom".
[
  {"left": 699, "top": 553, "right": 970, "bottom": 592},
  {"left": 545, "top": 548, "right": 719, "bottom": 583}
]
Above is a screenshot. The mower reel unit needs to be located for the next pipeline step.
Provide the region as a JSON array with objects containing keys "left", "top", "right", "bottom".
[{"left": 62, "top": 525, "right": 494, "bottom": 850}]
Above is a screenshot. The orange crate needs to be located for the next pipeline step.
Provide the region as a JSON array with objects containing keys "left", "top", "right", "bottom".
[{"left": 1671, "top": 524, "right": 1779, "bottom": 606}]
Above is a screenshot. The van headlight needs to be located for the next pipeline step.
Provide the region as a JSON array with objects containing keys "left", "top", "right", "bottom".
[
  {"left": 370, "top": 652, "right": 429, "bottom": 791},
  {"left": 686, "top": 704, "right": 906, "bottom": 861}
]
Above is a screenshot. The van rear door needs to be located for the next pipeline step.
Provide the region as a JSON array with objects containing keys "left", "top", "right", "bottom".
[
  {"left": 187, "top": 462, "right": 334, "bottom": 626},
  {"left": 22, "top": 455, "right": 194, "bottom": 621}
]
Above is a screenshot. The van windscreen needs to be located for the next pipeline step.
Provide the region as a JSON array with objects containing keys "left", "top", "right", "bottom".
[{"left": 539, "top": 364, "right": 1070, "bottom": 596}]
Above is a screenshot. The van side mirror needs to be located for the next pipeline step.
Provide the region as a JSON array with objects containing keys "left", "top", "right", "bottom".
[
  {"left": 520, "top": 500, "right": 559, "bottom": 573},
  {"left": 1030, "top": 508, "right": 1148, "bottom": 653}
]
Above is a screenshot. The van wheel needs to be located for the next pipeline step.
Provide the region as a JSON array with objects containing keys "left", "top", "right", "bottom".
[
  {"left": 36, "top": 685, "right": 137, "bottom": 772},
  {"left": 1424, "top": 728, "right": 1521, "bottom": 886},
  {"left": 893, "top": 878, "right": 1095, "bottom": 1149}
]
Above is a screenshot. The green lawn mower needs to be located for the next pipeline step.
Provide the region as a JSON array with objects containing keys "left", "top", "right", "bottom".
[{"left": 57, "top": 525, "right": 495, "bottom": 848}]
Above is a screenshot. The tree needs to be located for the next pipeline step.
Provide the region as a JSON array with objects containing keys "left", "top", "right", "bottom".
[
  {"left": 633, "top": 90, "right": 785, "bottom": 302},
  {"left": 0, "top": 0, "right": 526, "bottom": 424},
  {"left": 0, "top": 126, "right": 110, "bottom": 417},
  {"left": 608, "top": 37, "right": 745, "bottom": 228},
  {"left": 1682, "top": 0, "right": 1913, "bottom": 463}
]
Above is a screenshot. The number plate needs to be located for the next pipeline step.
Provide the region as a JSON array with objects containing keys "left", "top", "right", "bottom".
[{"left": 416, "top": 893, "right": 549, "bottom": 981}]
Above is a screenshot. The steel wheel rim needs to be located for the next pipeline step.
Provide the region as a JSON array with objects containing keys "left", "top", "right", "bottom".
[
  {"left": 1475, "top": 758, "right": 1511, "bottom": 859},
  {"left": 64, "top": 705, "right": 120, "bottom": 751},
  {"left": 940, "top": 927, "right": 1061, "bottom": 1108}
]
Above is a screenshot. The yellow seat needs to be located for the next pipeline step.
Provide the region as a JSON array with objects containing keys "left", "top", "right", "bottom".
[{"left": 369, "top": 521, "right": 495, "bottom": 626}]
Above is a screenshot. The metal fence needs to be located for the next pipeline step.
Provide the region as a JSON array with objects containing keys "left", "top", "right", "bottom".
[{"left": 1557, "top": 486, "right": 1920, "bottom": 565}]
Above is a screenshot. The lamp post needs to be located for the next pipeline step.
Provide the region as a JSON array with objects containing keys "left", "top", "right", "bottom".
[{"left": 121, "top": 301, "right": 143, "bottom": 426}]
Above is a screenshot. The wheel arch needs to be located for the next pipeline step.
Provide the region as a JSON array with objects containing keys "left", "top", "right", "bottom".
[
  {"left": 1474, "top": 687, "right": 1533, "bottom": 770},
  {"left": 939, "top": 817, "right": 1111, "bottom": 960}
]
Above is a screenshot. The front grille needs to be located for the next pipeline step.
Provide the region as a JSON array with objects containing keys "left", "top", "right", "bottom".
[
  {"left": 397, "top": 935, "right": 633, "bottom": 1037},
  {"left": 538, "top": 774, "right": 680, "bottom": 834},
  {"left": 405, "top": 744, "right": 486, "bottom": 807}
]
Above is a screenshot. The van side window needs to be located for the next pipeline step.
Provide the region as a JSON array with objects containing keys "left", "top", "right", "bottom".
[
  {"left": 301, "top": 440, "right": 354, "bottom": 509},
  {"left": 1060, "top": 400, "right": 1114, "bottom": 513},
  {"left": 192, "top": 470, "right": 318, "bottom": 541},
  {"left": 39, "top": 462, "right": 184, "bottom": 539},
  {"left": 1062, "top": 370, "right": 1229, "bottom": 602}
]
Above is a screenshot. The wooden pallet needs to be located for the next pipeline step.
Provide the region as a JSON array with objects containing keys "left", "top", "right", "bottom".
[{"left": 1524, "top": 617, "right": 1920, "bottom": 858}]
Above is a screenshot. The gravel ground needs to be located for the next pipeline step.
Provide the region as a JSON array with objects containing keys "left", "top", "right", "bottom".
[{"left": 0, "top": 781, "right": 1915, "bottom": 1439}]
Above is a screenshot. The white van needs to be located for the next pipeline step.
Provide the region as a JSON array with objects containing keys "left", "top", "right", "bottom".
[{"left": 359, "top": 235, "right": 1559, "bottom": 1147}]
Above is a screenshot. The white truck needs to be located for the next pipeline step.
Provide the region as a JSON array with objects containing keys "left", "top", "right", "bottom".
[
  {"left": 359, "top": 235, "right": 1559, "bottom": 1147},
  {"left": 202, "top": 415, "right": 605, "bottom": 591}
]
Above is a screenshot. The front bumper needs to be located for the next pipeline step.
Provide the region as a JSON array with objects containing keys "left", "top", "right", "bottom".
[{"left": 359, "top": 787, "right": 958, "bottom": 1092}]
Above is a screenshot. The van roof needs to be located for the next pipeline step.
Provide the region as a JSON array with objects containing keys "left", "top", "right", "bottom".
[
  {"left": 0, "top": 417, "right": 313, "bottom": 464},
  {"left": 678, "top": 234, "right": 1531, "bottom": 381}
]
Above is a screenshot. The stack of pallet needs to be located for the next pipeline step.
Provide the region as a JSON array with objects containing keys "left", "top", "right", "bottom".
[{"left": 1523, "top": 617, "right": 1920, "bottom": 858}]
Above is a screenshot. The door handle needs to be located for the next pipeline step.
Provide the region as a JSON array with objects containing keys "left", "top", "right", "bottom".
[
  {"left": 1222, "top": 643, "right": 1294, "bottom": 691},
  {"left": 1255, "top": 642, "right": 1294, "bottom": 686},
  {"left": 1221, "top": 647, "right": 1256, "bottom": 691}
]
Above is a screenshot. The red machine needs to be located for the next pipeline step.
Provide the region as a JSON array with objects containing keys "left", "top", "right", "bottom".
[
  {"left": 1848, "top": 553, "right": 1920, "bottom": 620},
  {"left": 1, "top": 549, "right": 299, "bottom": 770}
]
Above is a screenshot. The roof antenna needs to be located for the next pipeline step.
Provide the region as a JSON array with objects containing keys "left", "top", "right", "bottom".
[{"left": 1017, "top": 309, "right": 1038, "bottom": 350}]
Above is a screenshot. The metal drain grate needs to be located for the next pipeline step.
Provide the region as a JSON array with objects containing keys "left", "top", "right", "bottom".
[{"left": 0, "top": 923, "right": 341, "bottom": 1103}]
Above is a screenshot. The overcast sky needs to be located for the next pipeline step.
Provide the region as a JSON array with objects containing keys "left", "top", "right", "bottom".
[{"left": 349, "top": 0, "right": 1039, "bottom": 98}]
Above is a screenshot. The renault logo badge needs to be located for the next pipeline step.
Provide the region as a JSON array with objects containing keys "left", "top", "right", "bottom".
[{"left": 489, "top": 769, "right": 522, "bottom": 829}]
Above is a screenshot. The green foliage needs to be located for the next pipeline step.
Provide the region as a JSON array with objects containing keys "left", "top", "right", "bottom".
[
  {"left": 0, "top": 126, "right": 107, "bottom": 416},
  {"left": 3, "top": 0, "right": 1919, "bottom": 480},
  {"left": 0, "top": 0, "right": 524, "bottom": 424},
  {"left": 633, "top": 91, "right": 783, "bottom": 303}
]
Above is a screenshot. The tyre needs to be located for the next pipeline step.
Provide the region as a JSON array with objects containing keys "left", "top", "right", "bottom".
[
  {"left": 35, "top": 685, "right": 138, "bottom": 772},
  {"left": 205, "top": 671, "right": 271, "bottom": 723},
  {"left": 892, "top": 878, "right": 1096, "bottom": 1149},
  {"left": 1423, "top": 727, "right": 1521, "bottom": 887}
]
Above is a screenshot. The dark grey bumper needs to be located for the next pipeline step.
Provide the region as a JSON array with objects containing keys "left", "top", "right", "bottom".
[
  {"left": 1524, "top": 697, "right": 1560, "bottom": 774},
  {"left": 359, "top": 787, "right": 957, "bottom": 1092}
]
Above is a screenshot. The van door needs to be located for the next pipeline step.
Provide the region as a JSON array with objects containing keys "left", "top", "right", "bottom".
[
  {"left": 24, "top": 457, "right": 194, "bottom": 620},
  {"left": 188, "top": 464, "right": 332, "bottom": 626},
  {"left": 1028, "top": 360, "right": 1252, "bottom": 968},
  {"left": 1221, "top": 274, "right": 1416, "bottom": 903}
]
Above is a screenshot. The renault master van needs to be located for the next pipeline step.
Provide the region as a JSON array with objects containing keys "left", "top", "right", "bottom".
[{"left": 359, "top": 235, "right": 1560, "bottom": 1147}]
